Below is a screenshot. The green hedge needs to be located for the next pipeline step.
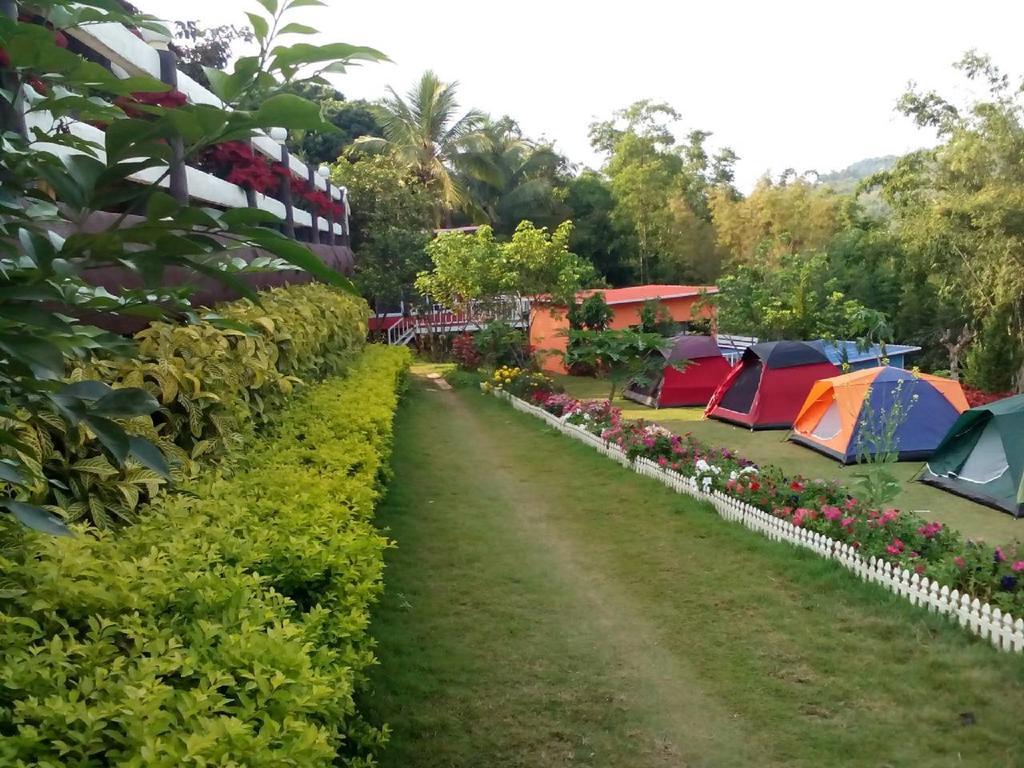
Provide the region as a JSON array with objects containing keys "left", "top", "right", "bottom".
[
  {"left": 8, "top": 283, "right": 369, "bottom": 527},
  {"left": 0, "top": 344, "right": 411, "bottom": 766}
]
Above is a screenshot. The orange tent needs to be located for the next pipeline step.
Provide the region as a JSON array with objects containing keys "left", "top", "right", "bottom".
[{"left": 790, "top": 366, "right": 968, "bottom": 463}]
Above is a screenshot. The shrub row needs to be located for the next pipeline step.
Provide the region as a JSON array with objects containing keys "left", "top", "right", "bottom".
[
  {"left": 0, "top": 344, "right": 411, "bottom": 766},
  {"left": 9, "top": 283, "right": 369, "bottom": 527}
]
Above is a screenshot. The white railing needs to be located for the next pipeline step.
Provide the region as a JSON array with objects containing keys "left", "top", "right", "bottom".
[
  {"left": 489, "top": 388, "right": 1024, "bottom": 654},
  {"left": 28, "top": 17, "right": 349, "bottom": 239},
  {"left": 716, "top": 333, "right": 758, "bottom": 364},
  {"left": 385, "top": 317, "right": 417, "bottom": 347}
]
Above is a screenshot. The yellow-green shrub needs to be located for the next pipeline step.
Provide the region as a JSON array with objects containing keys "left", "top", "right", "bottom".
[
  {"left": 0, "top": 344, "right": 411, "bottom": 767},
  {"left": 6, "top": 283, "right": 369, "bottom": 528}
]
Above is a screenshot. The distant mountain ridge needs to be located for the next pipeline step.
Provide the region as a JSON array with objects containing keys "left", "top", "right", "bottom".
[{"left": 818, "top": 155, "right": 900, "bottom": 191}]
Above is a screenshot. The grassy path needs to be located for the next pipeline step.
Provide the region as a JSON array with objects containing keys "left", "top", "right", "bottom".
[{"left": 363, "top": 378, "right": 1024, "bottom": 767}]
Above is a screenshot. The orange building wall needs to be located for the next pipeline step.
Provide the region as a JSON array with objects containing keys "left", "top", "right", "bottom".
[
  {"left": 530, "top": 305, "right": 571, "bottom": 374},
  {"left": 529, "top": 295, "right": 717, "bottom": 375},
  {"left": 605, "top": 295, "right": 715, "bottom": 330}
]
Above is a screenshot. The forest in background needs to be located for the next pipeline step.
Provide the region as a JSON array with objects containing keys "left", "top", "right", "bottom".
[{"left": 174, "top": 24, "right": 1024, "bottom": 393}]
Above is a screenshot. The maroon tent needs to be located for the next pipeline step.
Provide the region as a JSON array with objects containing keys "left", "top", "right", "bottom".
[
  {"left": 624, "top": 335, "right": 733, "bottom": 408},
  {"left": 705, "top": 340, "right": 841, "bottom": 429}
]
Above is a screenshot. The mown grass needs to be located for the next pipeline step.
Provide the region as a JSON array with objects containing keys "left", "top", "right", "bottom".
[
  {"left": 364, "top": 380, "right": 1024, "bottom": 767},
  {"left": 553, "top": 372, "right": 1023, "bottom": 547}
]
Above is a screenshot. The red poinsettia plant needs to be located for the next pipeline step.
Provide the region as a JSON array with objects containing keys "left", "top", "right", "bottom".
[{"left": 201, "top": 141, "right": 277, "bottom": 193}]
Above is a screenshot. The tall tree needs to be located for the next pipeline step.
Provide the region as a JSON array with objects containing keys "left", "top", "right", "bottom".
[
  {"left": 331, "top": 155, "right": 436, "bottom": 315},
  {"left": 878, "top": 51, "right": 1024, "bottom": 391},
  {"left": 353, "top": 70, "right": 487, "bottom": 224},
  {"left": 564, "top": 172, "right": 637, "bottom": 286},
  {"left": 710, "top": 173, "right": 845, "bottom": 266},
  {"left": 460, "top": 116, "right": 570, "bottom": 234},
  {"left": 590, "top": 101, "right": 735, "bottom": 284},
  {"left": 590, "top": 101, "right": 683, "bottom": 283},
  {"left": 171, "top": 21, "right": 253, "bottom": 88}
]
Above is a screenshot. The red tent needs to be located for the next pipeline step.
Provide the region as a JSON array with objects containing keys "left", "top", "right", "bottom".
[
  {"left": 705, "top": 341, "right": 840, "bottom": 429},
  {"left": 624, "top": 335, "right": 732, "bottom": 407}
]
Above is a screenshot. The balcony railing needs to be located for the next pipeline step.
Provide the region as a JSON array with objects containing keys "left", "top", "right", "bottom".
[{"left": 12, "top": 5, "right": 349, "bottom": 247}]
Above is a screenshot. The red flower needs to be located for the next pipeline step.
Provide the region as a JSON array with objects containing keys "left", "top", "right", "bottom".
[
  {"left": 115, "top": 89, "right": 188, "bottom": 117},
  {"left": 25, "top": 75, "right": 48, "bottom": 95},
  {"left": 790, "top": 480, "right": 806, "bottom": 492},
  {"left": 749, "top": 480, "right": 761, "bottom": 492},
  {"left": 0, "top": 48, "right": 10, "bottom": 68}
]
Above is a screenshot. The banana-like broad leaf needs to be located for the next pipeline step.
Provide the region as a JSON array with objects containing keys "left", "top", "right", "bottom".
[
  {"left": 83, "top": 415, "right": 130, "bottom": 464},
  {"left": 92, "top": 388, "right": 160, "bottom": 418},
  {"left": 3, "top": 501, "right": 72, "bottom": 537},
  {"left": 128, "top": 436, "right": 171, "bottom": 479}
]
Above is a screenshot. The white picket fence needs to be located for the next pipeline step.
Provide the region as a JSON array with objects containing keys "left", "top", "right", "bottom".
[{"left": 491, "top": 388, "right": 1024, "bottom": 653}]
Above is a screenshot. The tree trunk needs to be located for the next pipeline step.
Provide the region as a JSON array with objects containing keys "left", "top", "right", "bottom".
[{"left": 941, "top": 327, "right": 974, "bottom": 382}]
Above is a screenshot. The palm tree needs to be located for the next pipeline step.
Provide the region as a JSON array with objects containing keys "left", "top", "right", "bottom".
[
  {"left": 353, "top": 71, "right": 488, "bottom": 224},
  {"left": 461, "top": 117, "right": 569, "bottom": 233}
]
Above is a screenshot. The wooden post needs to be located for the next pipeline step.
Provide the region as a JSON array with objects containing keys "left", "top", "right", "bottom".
[
  {"left": 156, "top": 48, "right": 188, "bottom": 204},
  {"left": 244, "top": 141, "right": 258, "bottom": 209},
  {"left": 307, "top": 165, "right": 319, "bottom": 244},
  {"left": 325, "top": 179, "right": 336, "bottom": 246},
  {"left": 0, "top": 1, "right": 26, "bottom": 137},
  {"left": 278, "top": 143, "right": 295, "bottom": 239}
]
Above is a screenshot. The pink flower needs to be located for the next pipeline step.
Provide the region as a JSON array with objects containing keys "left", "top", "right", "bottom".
[
  {"left": 886, "top": 538, "right": 905, "bottom": 556},
  {"left": 994, "top": 547, "right": 1005, "bottom": 563},
  {"left": 840, "top": 517, "right": 856, "bottom": 530},
  {"left": 845, "top": 498, "right": 858, "bottom": 511},
  {"left": 1013, "top": 561, "right": 1024, "bottom": 573},
  {"left": 822, "top": 505, "right": 842, "bottom": 522},
  {"left": 917, "top": 521, "right": 942, "bottom": 539},
  {"left": 658, "top": 457, "right": 668, "bottom": 467},
  {"left": 954, "top": 556, "right": 966, "bottom": 569}
]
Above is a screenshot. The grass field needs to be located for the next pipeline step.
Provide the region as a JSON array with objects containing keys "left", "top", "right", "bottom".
[
  {"left": 363, "top": 375, "right": 1024, "bottom": 767},
  {"left": 553, "top": 373, "right": 1024, "bottom": 547}
]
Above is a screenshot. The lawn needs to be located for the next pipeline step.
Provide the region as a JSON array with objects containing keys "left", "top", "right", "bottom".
[
  {"left": 363, "top": 376, "right": 1024, "bottom": 767},
  {"left": 553, "top": 373, "right": 1024, "bottom": 547}
]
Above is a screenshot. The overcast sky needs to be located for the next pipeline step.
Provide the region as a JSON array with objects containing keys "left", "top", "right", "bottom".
[{"left": 137, "top": 0, "right": 1024, "bottom": 191}]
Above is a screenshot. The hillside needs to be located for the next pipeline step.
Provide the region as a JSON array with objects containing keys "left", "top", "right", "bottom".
[{"left": 818, "top": 155, "right": 900, "bottom": 192}]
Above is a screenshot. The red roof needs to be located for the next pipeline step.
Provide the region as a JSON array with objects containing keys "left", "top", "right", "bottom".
[{"left": 578, "top": 284, "right": 718, "bottom": 306}]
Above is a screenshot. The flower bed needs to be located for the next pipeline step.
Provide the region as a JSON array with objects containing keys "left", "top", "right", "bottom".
[
  {"left": 962, "top": 384, "right": 1016, "bottom": 408},
  {"left": 529, "top": 391, "right": 1024, "bottom": 619}
]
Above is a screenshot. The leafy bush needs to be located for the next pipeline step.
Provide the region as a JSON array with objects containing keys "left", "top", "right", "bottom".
[
  {"left": 475, "top": 321, "right": 530, "bottom": 368},
  {"left": 483, "top": 366, "right": 557, "bottom": 399},
  {"left": 0, "top": 344, "right": 411, "bottom": 766},
  {"left": 451, "top": 333, "right": 482, "bottom": 370},
  {"left": 562, "top": 328, "right": 667, "bottom": 400},
  {"left": 568, "top": 293, "right": 613, "bottom": 331},
  {"left": 4, "top": 284, "right": 368, "bottom": 528},
  {"left": 0, "top": 1, "right": 383, "bottom": 533}
]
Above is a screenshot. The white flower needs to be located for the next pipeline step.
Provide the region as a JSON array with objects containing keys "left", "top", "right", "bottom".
[{"left": 695, "top": 459, "right": 711, "bottom": 473}]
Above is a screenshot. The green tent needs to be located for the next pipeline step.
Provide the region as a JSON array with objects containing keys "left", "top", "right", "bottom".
[{"left": 921, "top": 394, "right": 1024, "bottom": 518}]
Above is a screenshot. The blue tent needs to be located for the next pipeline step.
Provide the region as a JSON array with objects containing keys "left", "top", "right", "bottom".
[{"left": 819, "top": 341, "right": 922, "bottom": 372}]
